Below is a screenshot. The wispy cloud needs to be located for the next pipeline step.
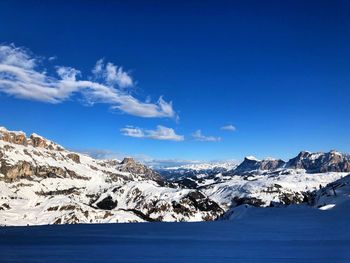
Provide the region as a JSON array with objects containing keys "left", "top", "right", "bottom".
[
  {"left": 77, "top": 149, "right": 201, "bottom": 168},
  {"left": 92, "top": 59, "right": 133, "bottom": 88},
  {"left": 192, "top": 130, "right": 221, "bottom": 142},
  {"left": 0, "top": 44, "right": 177, "bottom": 119},
  {"left": 76, "top": 148, "right": 125, "bottom": 160},
  {"left": 220, "top": 124, "right": 236, "bottom": 132},
  {"left": 120, "top": 126, "right": 145, "bottom": 138},
  {"left": 144, "top": 159, "right": 201, "bottom": 168},
  {"left": 121, "top": 125, "right": 184, "bottom": 141}
]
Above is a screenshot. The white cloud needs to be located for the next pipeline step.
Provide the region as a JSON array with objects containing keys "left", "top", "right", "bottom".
[
  {"left": 92, "top": 59, "right": 133, "bottom": 88},
  {"left": 76, "top": 149, "right": 125, "bottom": 160},
  {"left": 121, "top": 125, "right": 184, "bottom": 141},
  {"left": 0, "top": 44, "right": 36, "bottom": 69},
  {"left": 220, "top": 124, "right": 236, "bottom": 132},
  {"left": 192, "top": 130, "right": 221, "bottom": 142},
  {"left": 0, "top": 44, "right": 176, "bottom": 119},
  {"left": 48, "top": 56, "right": 57, "bottom": 61},
  {"left": 56, "top": 66, "right": 81, "bottom": 81},
  {"left": 120, "top": 126, "right": 145, "bottom": 138},
  {"left": 146, "top": 125, "right": 184, "bottom": 141}
]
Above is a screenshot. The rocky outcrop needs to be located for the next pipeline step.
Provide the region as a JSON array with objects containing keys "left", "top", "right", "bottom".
[
  {"left": 67, "top": 153, "right": 80, "bottom": 164},
  {"left": 233, "top": 157, "right": 261, "bottom": 174},
  {"left": 29, "top": 134, "right": 48, "bottom": 148},
  {"left": 0, "top": 161, "right": 88, "bottom": 181},
  {"left": 118, "top": 157, "right": 163, "bottom": 181},
  {"left": 286, "top": 150, "right": 350, "bottom": 173},
  {"left": 0, "top": 127, "right": 63, "bottom": 151},
  {"left": 233, "top": 156, "right": 285, "bottom": 174},
  {"left": 0, "top": 160, "right": 34, "bottom": 181},
  {"left": 185, "top": 191, "right": 223, "bottom": 213},
  {"left": 96, "top": 196, "right": 118, "bottom": 210},
  {"left": 260, "top": 159, "right": 285, "bottom": 171},
  {"left": 28, "top": 133, "right": 64, "bottom": 151},
  {"left": 0, "top": 127, "right": 27, "bottom": 146}
]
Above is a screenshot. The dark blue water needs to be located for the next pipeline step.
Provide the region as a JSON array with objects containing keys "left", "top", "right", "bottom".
[{"left": 1, "top": 207, "right": 350, "bottom": 263}]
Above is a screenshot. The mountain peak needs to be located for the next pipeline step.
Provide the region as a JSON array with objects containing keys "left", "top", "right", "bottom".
[
  {"left": 121, "top": 157, "right": 136, "bottom": 165},
  {"left": 0, "top": 126, "right": 64, "bottom": 151},
  {"left": 244, "top": 156, "right": 259, "bottom": 161}
]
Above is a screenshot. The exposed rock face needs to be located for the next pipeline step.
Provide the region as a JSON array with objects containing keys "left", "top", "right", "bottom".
[
  {"left": 0, "top": 128, "right": 27, "bottom": 146},
  {"left": 0, "top": 161, "right": 84, "bottom": 181},
  {"left": 98, "top": 159, "right": 119, "bottom": 167},
  {"left": 233, "top": 157, "right": 285, "bottom": 174},
  {"left": 96, "top": 196, "right": 118, "bottom": 210},
  {"left": 35, "top": 166, "right": 67, "bottom": 178},
  {"left": 0, "top": 127, "right": 63, "bottom": 151},
  {"left": 29, "top": 134, "right": 48, "bottom": 148},
  {"left": 260, "top": 159, "right": 285, "bottom": 171},
  {"left": 185, "top": 191, "right": 223, "bottom": 213},
  {"left": 67, "top": 153, "right": 80, "bottom": 164},
  {"left": 0, "top": 161, "right": 34, "bottom": 181},
  {"left": 29, "top": 134, "right": 64, "bottom": 151},
  {"left": 286, "top": 150, "right": 350, "bottom": 173},
  {"left": 118, "top": 157, "right": 164, "bottom": 181},
  {"left": 233, "top": 157, "right": 261, "bottom": 174},
  {"left": 121, "top": 157, "right": 136, "bottom": 165}
]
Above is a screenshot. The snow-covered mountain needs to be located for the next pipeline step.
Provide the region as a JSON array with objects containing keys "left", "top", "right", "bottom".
[
  {"left": 229, "top": 151, "right": 350, "bottom": 176},
  {"left": 0, "top": 126, "right": 349, "bottom": 226},
  {"left": 232, "top": 156, "right": 286, "bottom": 175},
  {"left": 157, "top": 161, "right": 237, "bottom": 187},
  {"left": 162, "top": 161, "right": 238, "bottom": 172},
  {"left": 159, "top": 151, "right": 350, "bottom": 210},
  {"left": 0, "top": 127, "right": 223, "bottom": 225}
]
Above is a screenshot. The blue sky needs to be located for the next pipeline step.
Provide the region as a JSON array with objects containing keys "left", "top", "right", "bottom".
[{"left": 0, "top": 0, "right": 349, "bottom": 163}]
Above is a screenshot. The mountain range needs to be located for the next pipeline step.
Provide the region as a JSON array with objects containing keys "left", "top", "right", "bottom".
[{"left": 0, "top": 126, "right": 349, "bottom": 226}]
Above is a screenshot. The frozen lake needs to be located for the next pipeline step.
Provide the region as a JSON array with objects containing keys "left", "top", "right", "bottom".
[{"left": 1, "top": 206, "right": 349, "bottom": 262}]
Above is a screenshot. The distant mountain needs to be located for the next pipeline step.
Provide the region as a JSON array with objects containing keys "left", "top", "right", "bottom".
[
  {"left": 157, "top": 161, "right": 237, "bottom": 180},
  {"left": 232, "top": 156, "right": 285, "bottom": 175},
  {"left": 157, "top": 161, "right": 237, "bottom": 189},
  {"left": 230, "top": 151, "right": 350, "bottom": 175},
  {"left": 286, "top": 150, "right": 350, "bottom": 173}
]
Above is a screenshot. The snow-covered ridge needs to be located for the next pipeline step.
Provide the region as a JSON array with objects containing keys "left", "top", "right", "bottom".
[
  {"left": 231, "top": 150, "right": 350, "bottom": 175},
  {"left": 0, "top": 126, "right": 64, "bottom": 151},
  {"left": 163, "top": 161, "right": 238, "bottom": 171}
]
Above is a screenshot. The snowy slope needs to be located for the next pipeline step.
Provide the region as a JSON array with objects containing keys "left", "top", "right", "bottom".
[
  {"left": 313, "top": 173, "right": 350, "bottom": 210},
  {"left": 203, "top": 170, "right": 347, "bottom": 209}
]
